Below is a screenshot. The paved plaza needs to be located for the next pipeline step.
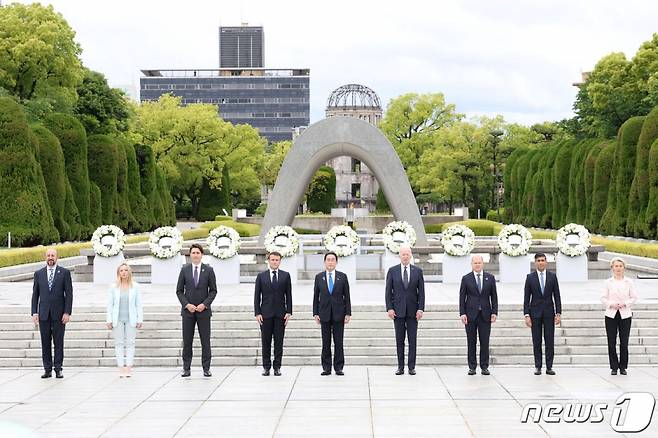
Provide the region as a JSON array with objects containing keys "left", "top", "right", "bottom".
[{"left": 1, "top": 365, "right": 657, "bottom": 437}]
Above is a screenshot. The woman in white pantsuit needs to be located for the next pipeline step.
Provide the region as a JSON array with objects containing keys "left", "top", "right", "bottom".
[{"left": 106, "top": 263, "right": 143, "bottom": 377}]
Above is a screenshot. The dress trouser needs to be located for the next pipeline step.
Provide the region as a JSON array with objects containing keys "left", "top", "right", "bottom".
[
  {"left": 605, "top": 310, "right": 632, "bottom": 370},
  {"left": 394, "top": 315, "right": 418, "bottom": 370},
  {"left": 321, "top": 318, "right": 345, "bottom": 371},
  {"left": 531, "top": 312, "right": 555, "bottom": 369},
  {"left": 261, "top": 317, "right": 285, "bottom": 370},
  {"left": 465, "top": 310, "right": 491, "bottom": 370},
  {"left": 40, "top": 314, "right": 66, "bottom": 372},
  {"left": 113, "top": 321, "right": 137, "bottom": 367},
  {"left": 182, "top": 313, "right": 211, "bottom": 371}
]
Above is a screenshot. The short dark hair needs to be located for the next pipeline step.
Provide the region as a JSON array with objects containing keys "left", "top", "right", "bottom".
[
  {"left": 534, "top": 252, "right": 546, "bottom": 260},
  {"left": 267, "top": 251, "right": 282, "bottom": 259},
  {"left": 190, "top": 243, "right": 204, "bottom": 254},
  {"left": 324, "top": 251, "right": 338, "bottom": 261}
]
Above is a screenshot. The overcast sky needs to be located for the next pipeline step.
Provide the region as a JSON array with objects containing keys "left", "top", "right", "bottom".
[{"left": 13, "top": 0, "right": 658, "bottom": 125}]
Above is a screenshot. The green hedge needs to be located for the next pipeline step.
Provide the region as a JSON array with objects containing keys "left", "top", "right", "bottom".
[
  {"left": 199, "top": 220, "right": 260, "bottom": 237},
  {"left": 43, "top": 113, "right": 92, "bottom": 235},
  {"left": 123, "top": 140, "right": 152, "bottom": 231},
  {"left": 583, "top": 142, "right": 603, "bottom": 229},
  {"left": 135, "top": 144, "right": 166, "bottom": 226},
  {"left": 646, "top": 138, "right": 658, "bottom": 239},
  {"left": 628, "top": 108, "right": 658, "bottom": 237},
  {"left": 156, "top": 165, "right": 175, "bottom": 225},
  {"left": 213, "top": 215, "right": 233, "bottom": 222},
  {"left": 32, "top": 124, "right": 70, "bottom": 240},
  {"left": 0, "top": 97, "right": 59, "bottom": 246},
  {"left": 113, "top": 137, "right": 135, "bottom": 231},
  {"left": 87, "top": 134, "right": 119, "bottom": 224}
]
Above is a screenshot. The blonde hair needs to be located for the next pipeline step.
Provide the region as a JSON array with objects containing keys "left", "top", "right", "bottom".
[
  {"left": 609, "top": 257, "right": 626, "bottom": 269},
  {"left": 115, "top": 263, "right": 134, "bottom": 287}
]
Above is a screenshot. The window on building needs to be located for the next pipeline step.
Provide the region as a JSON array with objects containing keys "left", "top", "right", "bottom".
[
  {"left": 351, "top": 159, "right": 361, "bottom": 173},
  {"left": 351, "top": 183, "right": 361, "bottom": 198}
]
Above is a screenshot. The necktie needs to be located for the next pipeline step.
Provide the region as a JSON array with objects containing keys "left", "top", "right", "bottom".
[
  {"left": 540, "top": 272, "right": 545, "bottom": 295},
  {"left": 194, "top": 266, "right": 199, "bottom": 287},
  {"left": 48, "top": 269, "right": 54, "bottom": 290},
  {"left": 403, "top": 266, "right": 409, "bottom": 288},
  {"left": 328, "top": 272, "right": 334, "bottom": 295},
  {"left": 272, "top": 271, "right": 278, "bottom": 284},
  {"left": 476, "top": 273, "right": 482, "bottom": 293}
]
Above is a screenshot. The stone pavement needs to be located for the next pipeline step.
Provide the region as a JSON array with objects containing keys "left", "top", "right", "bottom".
[{"left": 0, "top": 366, "right": 657, "bottom": 437}]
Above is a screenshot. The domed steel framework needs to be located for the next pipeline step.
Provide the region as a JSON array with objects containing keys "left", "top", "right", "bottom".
[{"left": 326, "top": 84, "right": 382, "bottom": 110}]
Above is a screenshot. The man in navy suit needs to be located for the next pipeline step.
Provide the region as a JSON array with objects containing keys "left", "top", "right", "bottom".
[
  {"left": 313, "top": 252, "right": 351, "bottom": 375},
  {"left": 459, "top": 255, "right": 498, "bottom": 375},
  {"left": 524, "top": 252, "right": 562, "bottom": 375},
  {"left": 176, "top": 243, "right": 217, "bottom": 377},
  {"left": 31, "top": 248, "right": 73, "bottom": 379},
  {"left": 385, "top": 245, "right": 425, "bottom": 375},
  {"left": 255, "top": 251, "right": 292, "bottom": 376}
]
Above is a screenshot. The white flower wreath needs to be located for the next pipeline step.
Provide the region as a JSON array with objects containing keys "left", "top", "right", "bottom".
[
  {"left": 91, "top": 225, "right": 126, "bottom": 258},
  {"left": 382, "top": 221, "right": 417, "bottom": 254},
  {"left": 206, "top": 225, "right": 241, "bottom": 259},
  {"left": 148, "top": 226, "right": 183, "bottom": 259},
  {"left": 324, "top": 225, "right": 360, "bottom": 257},
  {"left": 498, "top": 224, "right": 532, "bottom": 257},
  {"left": 263, "top": 225, "right": 300, "bottom": 258},
  {"left": 441, "top": 224, "right": 476, "bottom": 257},
  {"left": 556, "top": 223, "right": 591, "bottom": 257}
]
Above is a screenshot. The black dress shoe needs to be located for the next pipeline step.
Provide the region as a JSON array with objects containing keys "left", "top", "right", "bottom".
[
  {"left": 321, "top": 370, "right": 331, "bottom": 376},
  {"left": 395, "top": 368, "right": 404, "bottom": 375},
  {"left": 181, "top": 370, "right": 191, "bottom": 377},
  {"left": 534, "top": 368, "right": 542, "bottom": 375},
  {"left": 203, "top": 370, "right": 212, "bottom": 377},
  {"left": 262, "top": 369, "right": 270, "bottom": 376},
  {"left": 55, "top": 370, "right": 63, "bottom": 379},
  {"left": 468, "top": 369, "right": 476, "bottom": 375},
  {"left": 41, "top": 371, "right": 52, "bottom": 379},
  {"left": 546, "top": 368, "right": 556, "bottom": 375},
  {"left": 408, "top": 369, "right": 416, "bottom": 375},
  {"left": 611, "top": 369, "right": 618, "bottom": 375},
  {"left": 620, "top": 369, "right": 627, "bottom": 375},
  {"left": 273, "top": 369, "right": 281, "bottom": 376},
  {"left": 481, "top": 369, "right": 490, "bottom": 375},
  {"left": 335, "top": 370, "right": 344, "bottom": 376}
]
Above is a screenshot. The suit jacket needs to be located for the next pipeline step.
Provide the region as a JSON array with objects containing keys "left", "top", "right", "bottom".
[
  {"left": 313, "top": 270, "right": 351, "bottom": 322},
  {"left": 459, "top": 271, "right": 498, "bottom": 321},
  {"left": 254, "top": 269, "right": 293, "bottom": 319},
  {"left": 106, "top": 283, "right": 144, "bottom": 327},
  {"left": 31, "top": 265, "right": 73, "bottom": 320},
  {"left": 385, "top": 264, "right": 425, "bottom": 317},
  {"left": 176, "top": 263, "right": 217, "bottom": 318},
  {"left": 523, "top": 270, "right": 562, "bottom": 318}
]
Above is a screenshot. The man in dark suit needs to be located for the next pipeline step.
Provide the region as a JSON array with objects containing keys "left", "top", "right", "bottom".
[
  {"left": 313, "top": 251, "right": 351, "bottom": 376},
  {"left": 176, "top": 243, "right": 217, "bottom": 377},
  {"left": 31, "top": 248, "right": 73, "bottom": 379},
  {"left": 459, "top": 255, "right": 498, "bottom": 375},
  {"left": 524, "top": 252, "right": 562, "bottom": 375},
  {"left": 255, "top": 251, "right": 292, "bottom": 376},
  {"left": 385, "top": 245, "right": 425, "bottom": 375}
]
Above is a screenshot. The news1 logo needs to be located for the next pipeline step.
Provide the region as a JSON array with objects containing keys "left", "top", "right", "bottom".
[{"left": 521, "top": 392, "right": 655, "bottom": 433}]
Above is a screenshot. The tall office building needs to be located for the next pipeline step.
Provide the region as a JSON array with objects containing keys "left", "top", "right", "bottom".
[
  {"left": 219, "top": 25, "right": 264, "bottom": 68},
  {"left": 140, "top": 68, "right": 309, "bottom": 143}
]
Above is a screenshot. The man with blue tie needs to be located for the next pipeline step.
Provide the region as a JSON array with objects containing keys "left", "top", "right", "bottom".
[
  {"left": 524, "top": 253, "right": 562, "bottom": 375},
  {"left": 459, "top": 255, "right": 498, "bottom": 375},
  {"left": 313, "top": 252, "right": 351, "bottom": 376},
  {"left": 31, "top": 248, "right": 73, "bottom": 379},
  {"left": 385, "top": 245, "right": 425, "bottom": 375}
]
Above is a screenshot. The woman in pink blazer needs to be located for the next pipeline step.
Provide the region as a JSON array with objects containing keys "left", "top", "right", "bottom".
[{"left": 601, "top": 257, "right": 638, "bottom": 375}]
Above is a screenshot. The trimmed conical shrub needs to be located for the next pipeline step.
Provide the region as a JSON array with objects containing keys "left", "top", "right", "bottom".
[
  {"left": 628, "top": 108, "right": 658, "bottom": 237},
  {"left": 87, "top": 134, "right": 119, "bottom": 224}
]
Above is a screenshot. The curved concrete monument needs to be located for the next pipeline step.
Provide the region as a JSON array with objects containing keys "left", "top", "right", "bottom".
[{"left": 259, "top": 117, "right": 428, "bottom": 245}]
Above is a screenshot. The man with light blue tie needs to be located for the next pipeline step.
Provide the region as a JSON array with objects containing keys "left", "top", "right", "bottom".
[
  {"left": 313, "top": 252, "right": 351, "bottom": 376},
  {"left": 524, "top": 253, "right": 562, "bottom": 375}
]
